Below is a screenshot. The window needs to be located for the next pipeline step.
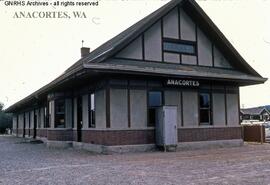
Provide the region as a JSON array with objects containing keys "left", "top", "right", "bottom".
[
  {"left": 163, "top": 40, "right": 196, "bottom": 55},
  {"left": 44, "top": 106, "right": 50, "bottom": 128},
  {"left": 148, "top": 91, "right": 163, "bottom": 127},
  {"left": 89, "top": 93, "right": 95, "bottom": 128},
  {"left": 55, "top": 99, "right": 65, "bottom": 128},
  {"left": 199, "top": 93, "right": 212, "bottom": 125}
]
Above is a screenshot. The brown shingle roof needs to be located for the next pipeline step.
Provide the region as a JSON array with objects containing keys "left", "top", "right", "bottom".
[{"left": 241, "top": 107, "right": 270, "bottom": 115}]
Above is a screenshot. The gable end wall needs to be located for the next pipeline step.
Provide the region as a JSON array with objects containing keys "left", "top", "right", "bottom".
[{"left": 114, "top": 5, "right": 234, "bottom": 70}]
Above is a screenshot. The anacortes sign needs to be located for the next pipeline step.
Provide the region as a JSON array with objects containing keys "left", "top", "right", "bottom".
[{"left": 166, "top": 79, "right": 200, "bottom": 87}]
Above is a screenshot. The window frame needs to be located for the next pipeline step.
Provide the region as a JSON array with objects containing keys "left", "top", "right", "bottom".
[
  {"left": 199, "top": 92, "right": 212, "bottom": 126},
  {"left": 163, "top": 38, "right": 197, "bottom": 56},
  {"left": 147, "top": 91, "right": 163, "bottom": 127},
  {"left": 88, "top": 93, "right": 96, "bottom": 128},
  {"left": 54, "top": 99, "right": 66, "bottom": 128}
]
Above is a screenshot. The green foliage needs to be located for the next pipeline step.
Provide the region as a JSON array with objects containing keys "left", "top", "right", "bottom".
[
  {"left": 0, "top": 102, "right": 12, "bottom": 134},
  {"left": 0, "top": 102, "right": 3, "bottom": 111}
]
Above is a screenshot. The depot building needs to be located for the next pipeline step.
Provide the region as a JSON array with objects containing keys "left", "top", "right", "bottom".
[{"left": 6, "top": 0, "right": 267, "bottom": 153}]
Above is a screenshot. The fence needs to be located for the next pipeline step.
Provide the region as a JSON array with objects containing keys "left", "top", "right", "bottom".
[{"left": 242, "top": 124, "right": 265, "bottom": 143}]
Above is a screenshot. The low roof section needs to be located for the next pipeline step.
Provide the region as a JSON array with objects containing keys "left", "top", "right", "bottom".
[{"left": 241, "top": 107, "right": 270, "bottom": 116}]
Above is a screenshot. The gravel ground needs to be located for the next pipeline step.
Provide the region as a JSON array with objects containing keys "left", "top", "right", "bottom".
[{"left": 1, "top": 136, "right": 270, "bottom": 185}]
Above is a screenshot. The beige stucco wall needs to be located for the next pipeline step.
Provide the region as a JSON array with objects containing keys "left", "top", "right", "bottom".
[
  {"left": 110, "top": 89, "right": 128, "bottom": 129},
  {"left": 212, "top": 93, "right": 226, "bottom": 126},
  {"left": 180, "top": 8, "right": 196, "bottom": 41},
  {"left": 116, "top": 36, "right": 143, "bottom": 60},
  {"left": 182, "top": 91, "right": 199, "bottom": 127},
  {"left": 226, "top": 94, "right": 239, "bottom": 126},
  {"left": 95, "top": 89, "right": 107, "bottom": 129},
  {"left": 144, "top": 21, "right": 162, "bottom": 61},
  {"left": 130, "top": 89, "right": 147, "bottom": 128},
  {"left": 164, "top": 90, "right": 182, "bottom": 128},
  {"left": 163, "top": 7, "right": 179, "bottom": 39}
]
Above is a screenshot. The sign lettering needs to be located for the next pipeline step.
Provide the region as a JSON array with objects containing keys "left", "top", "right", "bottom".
[{"left": 166, "top": 79, "right": 200, "bottom": 87}]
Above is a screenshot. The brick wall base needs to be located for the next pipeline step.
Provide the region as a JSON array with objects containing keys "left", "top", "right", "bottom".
[
  {"left": 81, "top": 130, "right": 155, "bottom": 146},
  {"left": 12, "top": 129, "right": 17, "bottom": 135},
  {"left": 178, "top": 127, "right": 242, "bottom": 142},
  {"left": 37, "top": 129, "right": 48, "bottom": 138},
  {"left": 17, "top": 129, "right": 23, "bottom": 136},
  {"left": 43, "top": 127, "right": 242, "bottom": 146},
  {"left": 47, "top": 129, "right": 73, "bottom": 141},
  {"left": 27, "top": 129, "right": 32, "bottom": 137},
  {"left": 73, "top": 131, "right": 78, "bottom": 142}
]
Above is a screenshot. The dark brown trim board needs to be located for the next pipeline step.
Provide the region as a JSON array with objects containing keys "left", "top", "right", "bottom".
[{"left": 106, "top": 87, "right": 111, "bottom": 128}]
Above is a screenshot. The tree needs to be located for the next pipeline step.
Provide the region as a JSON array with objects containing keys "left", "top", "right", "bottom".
[
  {"left": 0, "top": 102, "right": 3, "bottom": 111},
  {"left": 0, "top": 102, "right": 12, "bottom": 134}
]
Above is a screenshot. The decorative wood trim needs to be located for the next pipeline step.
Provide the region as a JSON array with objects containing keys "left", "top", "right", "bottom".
[
  {"left": 106, "top": 87, "right": 111, "bottom": 128},
  {"left": 212, "top": 43, "right": 215, "bottom": 67},
  {"left": 178, "top": 6, "right": 182, "bottom": 64},
  {"left": 210, "top": 87, "right": 213, "bottom": 126},
  {"left": 178, "top": 5, "right": 182, "bottom": 40},
  {"left": 161, "top": 19, "right": 164, "bottom": 62},
  {"left": 195, "top": 24, "right": 199, "bottom": 65},
  {"left": 180, "top": 91, "right": 184, "bottom": 127},
  {"left": 142, "top": 34, "right": 145, "bottom": 60},
  {"left": 237, "top": 88, "right": 241, "bottom": 125},
  {"left": 127, "top": 81, "right": 131, "bottom": 128},
  {"left": 224, "top": 86, "right": 228, "bottom": 126},
  {"left": 113, "top": 56, "right": 235, "bottom": 71}
]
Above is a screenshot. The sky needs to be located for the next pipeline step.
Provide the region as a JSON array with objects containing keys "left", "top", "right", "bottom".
[{"left": 0, "top": 0, "right": 269, "bottom": 109}]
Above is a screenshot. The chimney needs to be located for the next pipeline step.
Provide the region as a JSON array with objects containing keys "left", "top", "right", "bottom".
[{"left": 81, "top": 47, "right": 90, "bottom": 58}]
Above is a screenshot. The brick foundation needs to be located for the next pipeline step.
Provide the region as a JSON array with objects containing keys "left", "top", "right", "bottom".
[
  {"left": 81, "top": 130, "right": 155, "bottom": 146},
  {"left": 37, "top": 129, "right": 48, "bottom": 138},
  {"left": 178, "top": 127, "right": 242, "bottom": 142},
  {"left": 30, "top": 129, "right": 34, "bottom": 136},
  {"left": 27, "top": 129, "right": 32, "bottom": 137},
  {"left": 17, "top": 129, "right": 23, "bottom": 136},
  {"left": 47, "top": 129, "right": 73, "bottom": 141},
  {"left": 73, "top": 131, "right": 78, "bottom": 142},
  {"left": 12, "top": 128, "right": 17, "bottom": 135},
  {"left": 45, "top": 127, "right": 242, "bottom": 146}
]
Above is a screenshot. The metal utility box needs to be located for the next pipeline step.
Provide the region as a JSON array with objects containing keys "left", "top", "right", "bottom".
[{"left": 156, "top": 106, "right": 178, "bottom": 150}]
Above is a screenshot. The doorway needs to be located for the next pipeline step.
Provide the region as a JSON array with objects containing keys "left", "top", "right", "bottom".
[{"left": 77, "top": 96, "right": 83, "bottom": 142}]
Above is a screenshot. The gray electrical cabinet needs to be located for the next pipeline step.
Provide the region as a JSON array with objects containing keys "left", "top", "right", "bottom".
[{"left": 156, "top": 106, "right": 178, "bottom": 150}]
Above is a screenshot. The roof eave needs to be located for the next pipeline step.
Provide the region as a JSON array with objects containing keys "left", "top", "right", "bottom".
[{"left": 83, "top": 64, "right": 267, "bottom": 85}]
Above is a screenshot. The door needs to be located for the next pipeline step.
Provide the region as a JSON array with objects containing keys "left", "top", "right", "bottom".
[
  {"left": 77, "top": 96, "right": 83, "bottom": 142},
  {"left": 164, "top": 106, "right": 178, "bottom": 146},
  {"left": 33, "top": 111, "right": 37, "bottom": 139}
]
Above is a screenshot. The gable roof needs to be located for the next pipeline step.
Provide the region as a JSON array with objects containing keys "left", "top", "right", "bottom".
[
  {"left": 241, "top": 107, "right": 270, "bottom": 115},
  {"left": 71, "top": 0, "right": 263, "bottom": 77},
  {"left": 6, "top": 0, "right": 267, "bottom": 113}
]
